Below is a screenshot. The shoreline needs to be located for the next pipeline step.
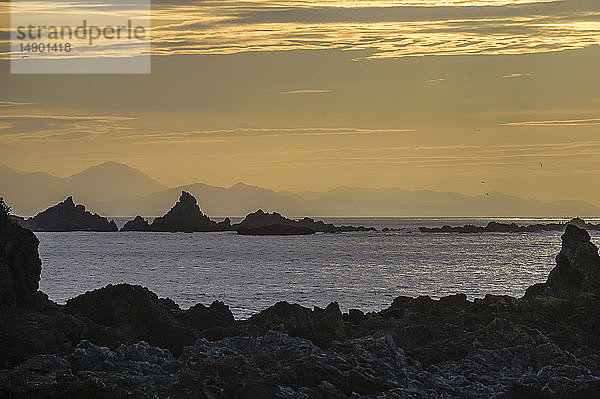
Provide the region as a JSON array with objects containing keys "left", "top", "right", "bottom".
[{"left": 4, "top": 209, "right": 600, "bottom": 396}]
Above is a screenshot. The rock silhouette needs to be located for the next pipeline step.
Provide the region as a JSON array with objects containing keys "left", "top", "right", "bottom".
[
  {"left": 526, "top": 224, "right": 600, "bottom": 298},
  {"left": 19, "top": 197, "right": 117, "bottom": 232},
  {"left": 4, "top": 220, "right": 600, "bottom": 396},
  {"left": 419, "top": 217, "right": 600, "bottom": 234},
  {"left": 0, "top": 201, "right": 42, "bottom": 307},
  {"left": 235, "top": 209, "right": 376, "bottom": 235},
  {"left": 120, "top": 215, "right": 151, "bottom": 231},
  {"left": 149, "top": 191, "right": 232, "bottom": 232}
]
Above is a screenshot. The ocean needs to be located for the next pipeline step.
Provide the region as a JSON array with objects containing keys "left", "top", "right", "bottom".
[{"left": 37, "top": 217, "right": 600, "bottom": 319}]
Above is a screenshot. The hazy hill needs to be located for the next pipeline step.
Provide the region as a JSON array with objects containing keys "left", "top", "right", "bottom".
[
  {"left": 0, "top": 162, "right": 166, "bottom": 216},
  {"left": 2, "top": 162, "right": 599, "bottom": 217}
]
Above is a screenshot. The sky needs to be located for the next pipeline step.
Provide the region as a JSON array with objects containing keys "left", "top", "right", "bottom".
[{"left": 1, "top": 0, "right": 600, "bottom": 203}]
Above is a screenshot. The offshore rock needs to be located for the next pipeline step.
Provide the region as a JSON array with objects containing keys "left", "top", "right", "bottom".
[
  {"left": 235, "top": 209, "right": 376, "bottom": 234},
  {"left": 20, "top": 197, "right": 117, "bottom": 232},
  {"left": 420, "top": 217, "right": 600, "bottom": 234},
  {"left": 237, "top": 224, "right": 315, "bottom": 235},
  {"left": 120, "top": 215, "right": 151, "bottom": 231},
  {"left": 150, "top": 191, "right": 231, "bottom": 232}
]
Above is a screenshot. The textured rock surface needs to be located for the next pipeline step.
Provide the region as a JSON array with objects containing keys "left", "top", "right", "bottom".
[
  {"left": 526, "top": 224, "right": 600, "bottom": 298},
  {"left": 20, "top": 197, "right": 117, "bottom": 232},
  {"left": 3, "top": 222, "right": 600, "bottom": 397},
  {"left": 150, "top": 191, "right": 232, "bottom": 232},
  {"left": 64, "top": 284, "right": 198, "bottom": 355}
]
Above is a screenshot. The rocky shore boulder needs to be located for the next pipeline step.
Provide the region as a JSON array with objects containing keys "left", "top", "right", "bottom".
[
  {"left": 243, "top": 301, "right": 347, "bottom": 347},
  {"left": 527, "top": 224, "right": 600, "bottom": 298},
  {"left": 120, "top": 215, "right": 151, "bottom": 231},
  {"left": 64, "top": 284, "right": 197, "bottom": 355},
  {"left": 20, "top": 197, "right": 117, "bottom": 232},
  {"left": 0, "top": 199, "right": 42, "bottom": 307},
  {"left": 150, "top": 191, "right": 232, "bottom": 232}
]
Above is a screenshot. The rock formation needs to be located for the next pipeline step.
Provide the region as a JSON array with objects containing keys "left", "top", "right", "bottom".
[
  {"left": 419, "top": 217, "right": 600, "bottom": 234},
  {"left": 149, "top": 191, "right": 232, "bottom": 232},
  {"left": 237, "top": 224, "right": 315, "bottom": 235},
  {"left": 20, "top": 197, "right": 118, "bottom": 232},
  {"left": 235, "top": 209, "right": 376, "bottom": 235},
  {"left": 4, "top": 220, "right": 600, "bottom": 396},
  {"left": 0, "top": 201, "right": 42, "bottom": 307},
  {"left": 526, "top": 224, "right": 600, "bottom": 298},
  {"left": 120, "top": 215, "right": 151, "bottom": 231}
]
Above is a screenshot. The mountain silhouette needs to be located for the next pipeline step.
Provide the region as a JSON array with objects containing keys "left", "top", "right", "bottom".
[
  {"left": 0, "top": 162, "right": 166, "bottom": 216},
  {"left": 2, "top": 162, "right": 600, "bottom": 217}
]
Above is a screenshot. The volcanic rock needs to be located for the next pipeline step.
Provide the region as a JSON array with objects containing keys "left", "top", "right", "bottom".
[{"left": 20, "top": 197, "right": 117, "bottom": 232}]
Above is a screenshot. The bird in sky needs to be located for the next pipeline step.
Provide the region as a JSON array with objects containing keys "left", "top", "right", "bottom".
[
  {"left": 481, "top": 181, "right": 486, "bottom": 184},
  {"left": 540, "top": 162, "right": 543, "bottom": 168}
]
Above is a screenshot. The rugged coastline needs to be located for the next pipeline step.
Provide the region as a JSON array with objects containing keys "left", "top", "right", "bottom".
[
  {"left": 419, "top": 217, "right": 600, "bottom": 234},
  {"left": 2, "top": 200, "right": 600, "bottom": 397}
]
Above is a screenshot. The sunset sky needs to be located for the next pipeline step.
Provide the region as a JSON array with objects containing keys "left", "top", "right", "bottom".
[{"left": 1, "top": 0, "right": 600, "bottom": 203}]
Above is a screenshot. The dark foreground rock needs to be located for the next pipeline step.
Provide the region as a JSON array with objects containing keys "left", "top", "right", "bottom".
[
  {"left": 19, "top": 197, "right": 117, "bottom": 232},
  {"left": 0, "top": 209, "right": 42, "bottom": 307},
  {"left": 4, "top": 208, "right": 600, "bottom": 397},
  {"left": 419, "top": 217, "right": 599, "bottom": 234},
  {"left": 235, "top": 209, "right": 376, "bottom": 235},
  {"left": 149, "top": 191, "right": 232, "bottom": 232}
]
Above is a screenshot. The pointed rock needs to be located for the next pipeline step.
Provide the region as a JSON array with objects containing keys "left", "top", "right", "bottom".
[
  {"left": 20, "top": 197, "right": 117, "bottom": 232},
  {"left": 150, "top": 191, "right": 230, "bottom": 232}
]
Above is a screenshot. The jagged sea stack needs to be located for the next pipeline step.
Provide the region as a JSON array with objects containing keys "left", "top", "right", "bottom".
[
  {"left": 20, "top": 197, "right": 118, "bottom": 232},
  {"left": 150, "top": 191, "right": 232, "bottom": 232}
]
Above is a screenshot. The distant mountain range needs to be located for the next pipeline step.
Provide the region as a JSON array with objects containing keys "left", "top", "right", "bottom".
[{"left": 1, "top": 162, "right": 599, "bottom": 217}]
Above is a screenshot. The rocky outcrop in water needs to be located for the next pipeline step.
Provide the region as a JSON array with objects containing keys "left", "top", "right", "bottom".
[
  {"left": 149, "top": 191, "right": 232, "bottom": 232},
  {"left": 237, "top": 224, "right": 315, "bottom": 235},
  {"left": 235, "top": 209, "right": 376, "bottom": 235},
  {"left": 120, "top": 215, "right": 151, "bottom": 231},
  {"left": 4, "top": 217, "right": 600, "bottom": 397},
  {"left": 526, "top": 224, "right": 600, "bottom": 298},
  {"left": 19, "top": 197, "right": 118, "bottom": 232},
  {"left": 420, "top": 217, "right": 600, "bottom": 234}
]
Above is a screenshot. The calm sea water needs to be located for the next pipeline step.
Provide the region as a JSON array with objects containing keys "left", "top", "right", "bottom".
[{"left": 37, "top": 218, "right": 600, "bottom": 319}]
